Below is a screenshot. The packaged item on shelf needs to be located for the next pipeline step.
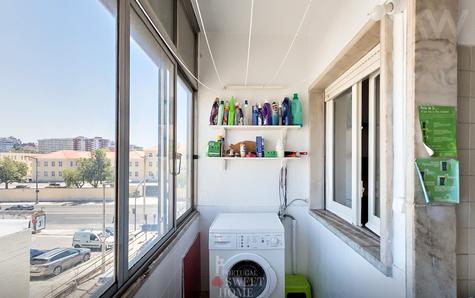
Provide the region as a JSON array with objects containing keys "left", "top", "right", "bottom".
[
  {"left": 220, "top": 136, "right": 225, "bottom": 157},
  {"left": 291, "top": 93, "right": 303, "bottom": 126},
  {"left": 256, "top": 136, "right": 264, "bottom": 157},
  {"left": 217, "top": 100, "right": 225, "bottom": 125},
  {"left": 264, "top": 151, "right": 277, "bottom": 157},
  {"left": 223, "top": 101, "right": 229, "bottom": 125},
  {"left": 209, "top": 98, "right": 219, "bottom": 125},
  {"left": 244, "top": 100, "right": 251, "bottom": 125},
  {"left": 262, "top": 101, "right": 272, "bottom": 125},
  {"left": 257, "top": 104, "right": 263, "bottom": 126},
  {"left": 228, "top": 96, "right": 235, "bottom": 125},
  {"left": 271, "top": 102, "right": 279, "bottom": 125},
  {"left": 282, "top": 97, "right": 291, "bottom": 125},
  {"left": 234, "top": 103, "right": 241, "bottom": 125},
  {"left": 238, "top": 105, "right": 244, "bottom": 125},
  {"left": 240, "top": 143, "right": 247, "bottom": 157},
  {"left": 278, "top": 105, "right": 282, "bottom": 125},
  {"left": 252, "top": 105, "right": 259, "bottom": 125},
  {"left": 207, "top": 141, "right": 221, "bottom": 157}
]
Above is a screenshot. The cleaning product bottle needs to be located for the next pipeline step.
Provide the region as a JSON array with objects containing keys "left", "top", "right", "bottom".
[
  {"left": 238, "top": 105, "right": 244, "bottom": 125},
  {"left": 217, "top": 100, "right": 225, "bottom": 125},
  {"left": 223, "top": 101, "right": 229, "bottom": 125},
  {"left": 262, "top": 101, "right": 272, "bottom": 125},
  {"left": 257, "top": 104, "right": 263, "bottom": 126},
  {"left": 209, "top": 98, "right": 219, "bottom": 125},
  {"left": 291, "top": 93, "right": 303, "bottom": 126},
  {"left": 234, "top": 103, "right": 240, "bottom": 125},
  {"left": 228, "top": 96, "right": 235, "bottom": 125},
  {"left": 271, "top": 101, "right": 279, "bottom": 125},
  {"left": 278, "top": 105, "right": 282, "bottom": 125},
  {"left": 243, "top": 100, "right": 251, "bottom": 125},
  {"left": 282, "top": 97, "right": 291, "bottom": 125},
  {"left": 252, "top": 105, "right": 259, "bottom": 125}
]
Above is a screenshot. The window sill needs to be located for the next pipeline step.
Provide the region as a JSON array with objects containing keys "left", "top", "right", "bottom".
[{"left": 309, "top": 209, "right": 392, "bottom": 276}]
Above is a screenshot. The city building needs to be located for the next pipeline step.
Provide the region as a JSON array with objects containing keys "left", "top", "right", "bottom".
[
  {"left": 73, "top": 136, "right": 115, "bottom": 152},
  {"left": 32, "top": 148, "right": 158, "bottom": 183},
  {"left": 0, "top": 137, "right": 21, "bottom": 152},
  {"left": 0, "top": 152, "right": 36, "bottom": 181},
  {"left": 38, "top": 138, "right": 74, "bottom": 153}
]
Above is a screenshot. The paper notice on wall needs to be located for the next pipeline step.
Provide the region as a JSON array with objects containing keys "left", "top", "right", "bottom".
[
  {"left": 418, "top": 105, "right": 457, "bottom": 157},
  {"left": 415, "top": 158, "right": 459, "bottom": 204}
]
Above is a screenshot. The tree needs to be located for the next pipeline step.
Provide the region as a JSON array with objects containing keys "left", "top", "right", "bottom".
[
  {"left": 62, "top": 168, "right": 85, "bottom": 188},
  {"left": 0, "top": 157, "right": 28, "bottom": 189},
  {"left": 79, "top": 149, "right": 113, "bottom": 188}
]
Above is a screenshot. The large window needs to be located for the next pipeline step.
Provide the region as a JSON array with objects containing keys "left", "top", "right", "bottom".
[
  {"left": 325, "top": 45, "right": 380, "bottom": 234},
  {"left": 0, "top": 1, "right": 117, "bottom": 297},
  {"left": 0, "top": 0, "right": 196, "bottom": 297}
]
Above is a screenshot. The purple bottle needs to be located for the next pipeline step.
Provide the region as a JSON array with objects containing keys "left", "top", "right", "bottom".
[{"left": 262, "top": 101, "right": 272, "bottom": 125}]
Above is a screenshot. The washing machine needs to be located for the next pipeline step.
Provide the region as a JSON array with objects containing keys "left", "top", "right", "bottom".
[{"left": 209, "top": 213, "right": 285, "bottom": 298}]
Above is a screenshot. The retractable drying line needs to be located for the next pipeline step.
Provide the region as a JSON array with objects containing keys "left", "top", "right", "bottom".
[
  {"left": 195, "top": 0, "right": 225, "bottom": 89},
  {"left": 135, "top": 0, "right": 217, "bottom": 92},
  {"left": 244, "top": 0, "right": 255, "bottom": 86},
  {"left": 266, "top": 0, "right": 313, "bottom": 86}
]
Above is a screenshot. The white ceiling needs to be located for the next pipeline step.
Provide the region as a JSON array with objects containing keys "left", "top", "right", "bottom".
[{"left": 196, "top": 0, "right": 364, "bottom": 36}]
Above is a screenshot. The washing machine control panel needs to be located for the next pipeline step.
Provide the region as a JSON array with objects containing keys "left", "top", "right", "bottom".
[{"left": 237, "top": 233, "right": 284, "bottom": 249}]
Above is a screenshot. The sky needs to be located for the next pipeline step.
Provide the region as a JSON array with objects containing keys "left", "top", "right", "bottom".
[{"left": 0, "top": 1, "right": 190, "bottom": 148}]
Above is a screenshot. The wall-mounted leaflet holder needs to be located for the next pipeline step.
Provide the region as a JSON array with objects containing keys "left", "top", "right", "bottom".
[
  {"left": 416, "top": 105, "right": 459, "bottom": 204},
  {"left": 419, "top": 105, "right": 457, "bottom": 157},
  {"left": 415, "top": 158, "right": 459, "bottom": 204}
]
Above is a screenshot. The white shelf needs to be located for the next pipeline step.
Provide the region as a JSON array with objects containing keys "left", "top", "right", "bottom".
[
  {"left": 215, "top": 157, "right": 301, "bottom": 160},
  {"left": 209, "top": 125, "right": 301, "bottom": 130}
]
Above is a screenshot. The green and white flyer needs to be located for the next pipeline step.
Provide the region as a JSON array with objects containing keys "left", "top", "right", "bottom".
[
  {"left": 418, "top": 105, "right": 457, "bottom": 157},
  {"left": 415, "top": 158, "right": 459, "bottom": 204}
]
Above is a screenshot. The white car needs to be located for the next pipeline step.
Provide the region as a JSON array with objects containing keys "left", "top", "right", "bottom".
[{"left": 72, "top": 230, "right": 113, "bottom": 250}]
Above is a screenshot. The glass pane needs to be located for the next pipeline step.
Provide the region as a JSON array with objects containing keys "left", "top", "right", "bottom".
[
  {"left": 374, "top": 75, "right": 381, "bottom": 218},
  {"left": 0, "top": 1, "right": 117, "bottom": 297},
  {"left": 128, "top": 8, "right": 174, "bottom": 268},
  {"left": 177, "top": 0, "right": 197, "bottom": 75},
  {"left": 333, "top": 88, "right": 352, "bottom": 208},
  {"left": 147, "top": 0, "right": 174, "bottom": 41},
  {"left": 176, "top": 78, "right": 193, "bottom": 219}
]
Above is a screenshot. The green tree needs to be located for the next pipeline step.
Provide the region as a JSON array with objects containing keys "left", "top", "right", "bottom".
[
  {"left": 79, "top": 149, "right": 113, "bottom": 188},
  {"left": 0, "top": 157, "right": 28, "bottom": 189},
  {"left": 62, "top": 168, "right": 85, "bottom": 188}
]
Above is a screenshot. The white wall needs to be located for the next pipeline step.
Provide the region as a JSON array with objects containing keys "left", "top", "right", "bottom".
[{"left": 134, "top": 215, "right": 200, "bottom": 298}]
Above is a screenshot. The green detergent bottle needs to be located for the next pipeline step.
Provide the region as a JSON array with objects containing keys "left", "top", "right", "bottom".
[
  {"left": 228, "top": 96, "right": 235, "bottom": 125},
  {"left": 291, "top": 93, "right": 303, "bottom": 126}
]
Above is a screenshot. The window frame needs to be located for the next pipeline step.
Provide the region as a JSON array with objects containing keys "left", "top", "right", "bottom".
[
  {"left": 107, "top": 1, "right": 198, "bottom": 296},
  {"left": 324, "top": 45, "right": 381, "bottom": 231}
]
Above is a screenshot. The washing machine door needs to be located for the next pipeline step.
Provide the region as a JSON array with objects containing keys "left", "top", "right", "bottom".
[{"left": 222, "top": 253, "right": 277, "bottom": 298}]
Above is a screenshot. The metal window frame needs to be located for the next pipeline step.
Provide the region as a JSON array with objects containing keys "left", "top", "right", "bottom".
[{"left": 101, "top": 0, "right": 198, "bottom": 296}]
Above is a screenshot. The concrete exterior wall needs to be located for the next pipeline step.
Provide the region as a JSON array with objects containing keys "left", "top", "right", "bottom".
[
  {"left": 0, "top": 221, "right": 30, "bottom": 298},
  {"left": 0, "top": 187, "right": 115, "bottom": 202}
]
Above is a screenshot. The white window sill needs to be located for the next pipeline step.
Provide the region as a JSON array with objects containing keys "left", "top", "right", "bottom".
[{"left": 309, "top": 209, "right": 392, "bottom": 276}]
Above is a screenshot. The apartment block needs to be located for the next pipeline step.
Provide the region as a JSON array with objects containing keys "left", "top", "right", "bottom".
[
  {"left": 38, "top": 138, "right": 74, "bottom": 153},
  {"left": 0, "top": 137, "right": 21, "bottom": 152}
]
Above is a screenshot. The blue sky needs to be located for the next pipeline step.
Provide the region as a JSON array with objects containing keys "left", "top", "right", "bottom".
[{"left": 0, "top": 1, "right": 190, "bottom": 148}]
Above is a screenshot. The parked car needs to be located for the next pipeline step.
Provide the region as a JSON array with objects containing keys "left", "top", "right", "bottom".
[
  {"left": 73, "top": 230, "right": 113, "bottom": 250},
  {"left": 30, "top": 248, "right": 91, "bottom": 277},
  {"left": 30, "top": 249, "right": 47, "bottom": 261},
  {"left": 105, "top": 227, "right": 114, "bottom": 236},
  {"left": 15, "top": 185, "right": 30, "bottom": 189},
  {"left": 6, "top": 204, "right": 34, "bottom": 211}
]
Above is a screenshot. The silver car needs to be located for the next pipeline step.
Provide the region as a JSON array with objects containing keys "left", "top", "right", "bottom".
[{"left": 30, "top": 248, "right": 91, "bottom": 277}]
